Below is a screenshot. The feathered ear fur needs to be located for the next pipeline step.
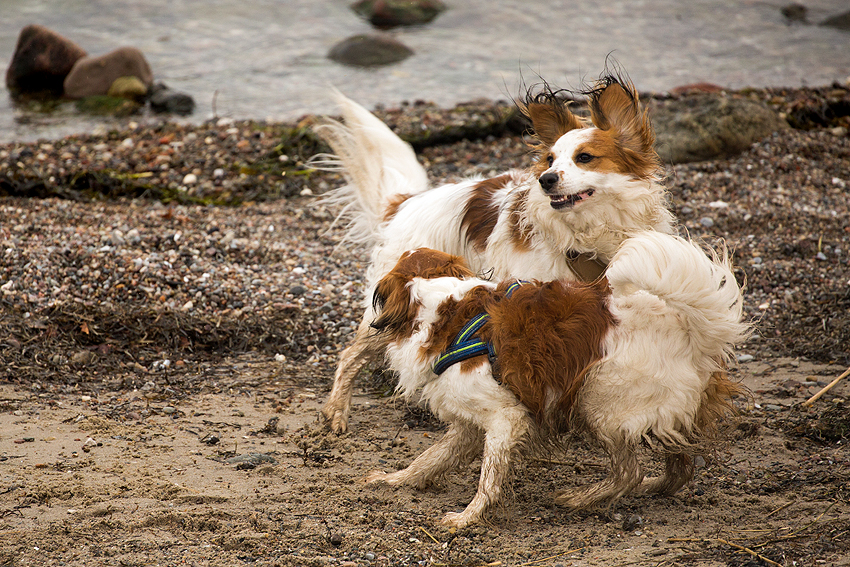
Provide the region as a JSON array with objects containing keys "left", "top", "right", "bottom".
[
  {"left": 518, "top": 86, "right": 585, "bottom": 149},
  {"left": 371, "top": 248, "right": 474, "bottom": 333},
  {"left": 371, "top": 273, "right": 417, "bottom": 333},
  {"left": 585, "top": 74, "right": 660, "bottom": 177}
]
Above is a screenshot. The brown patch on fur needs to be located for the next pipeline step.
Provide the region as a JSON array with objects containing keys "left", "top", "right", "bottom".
[
  {"left": 572, "top": 129, "right": 658, "bottom": 180},
  {"left": 694, "top": 366, "right": 750, "bottom": 441},
  {"left": 518, "top": 95, "right": 585, "bottom": 149},
  {"left": 584, "top": 75, "right": 660, "bottom": 180},
  {"left": 383, "top": 194, "right": 412, "bottom": 222},
  {"left": 484, "top": 279, "right": 614, "bottom": 432},
  {"left": 461, "top": 174, "right": 511, "bottom": 252},
  {"left": 371, "top": 249, "right": 474, "bottom": 338}
]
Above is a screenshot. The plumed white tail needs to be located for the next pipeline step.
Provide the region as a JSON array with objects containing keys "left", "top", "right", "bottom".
[
  {"left": 607, "top": 231, "right": 749, "bottom": 368},
  {"left": 312, "top": 91, "right": 429, "bottom": 248}
]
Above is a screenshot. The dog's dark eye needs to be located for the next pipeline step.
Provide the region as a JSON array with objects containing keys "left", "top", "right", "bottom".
[
  {"left": 546, "top": 154, "right": 554, "bottom": 167},
  {"left": 575, "top": 152, "right": 594, "bottom": 164}
]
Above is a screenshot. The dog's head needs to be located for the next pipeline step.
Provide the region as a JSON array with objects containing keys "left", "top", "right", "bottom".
[
  {"left": 371, "top": 248, "right": 474, "bottom": 333},
  {"left": 520, "top": 73, "right": 662, "bottom": 214}
]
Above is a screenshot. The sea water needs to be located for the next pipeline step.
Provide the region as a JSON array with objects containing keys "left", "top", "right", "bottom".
[{"left": 1, "top": 0, "right": 848, "bottom": 142}]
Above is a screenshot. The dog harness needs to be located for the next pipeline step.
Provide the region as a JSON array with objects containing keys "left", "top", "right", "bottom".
[{"left": 431, "top": 280, "right": 525, "bottom": 375}]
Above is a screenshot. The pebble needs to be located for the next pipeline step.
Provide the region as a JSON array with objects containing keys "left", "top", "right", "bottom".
[
  {"left": 0, "top": 95, "right": 847, "bottom": 391},
  {"left": 737, "top": 354, "right": 754, "bottom": 363},
  {"left": 622, "top": 514, "right": 644, "bottom": 531}
]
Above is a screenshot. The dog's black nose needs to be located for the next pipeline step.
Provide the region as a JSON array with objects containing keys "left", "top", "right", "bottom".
[{"left": 539, "top": 172, "right": 559, "bottom": 192}]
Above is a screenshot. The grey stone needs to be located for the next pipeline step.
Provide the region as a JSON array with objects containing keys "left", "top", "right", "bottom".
[
  {"left": 329, "top": 34, "right": 413, "bottom": 67},
  {"left": 651, "top": 94, "right": 788, "bottom": 163},
  {"left": 351, "top": 0, "right": 447, "bottom": 29},
  {"left": 149, "top": 82, "right": 196, "bottom": 116}
]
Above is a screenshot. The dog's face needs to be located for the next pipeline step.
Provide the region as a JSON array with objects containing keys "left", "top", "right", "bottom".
[
  {"left": 371, "top": 248, "right": 474, "bottom": 334},
  {"left": 523, "top": 77, "right": 661, "bottom": 214}
]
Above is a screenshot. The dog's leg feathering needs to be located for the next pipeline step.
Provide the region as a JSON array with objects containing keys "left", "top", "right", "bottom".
[
  {"left": 638, "top": 452, "right": 695, "bottom": 496},
  {"left": 554, "top": 440, "right": 644, "bottom": 509},
  {"left": 366, "top": 421, "right": 483, "bottom": 489},
  {"left": 441, "top": 406, "right": 531, "bottom": 528},
  {"left": 322, "top": 315, "right": 385, "bottom": 433}
]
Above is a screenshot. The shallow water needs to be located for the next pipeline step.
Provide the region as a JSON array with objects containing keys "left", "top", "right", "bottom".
[{"left": 2, "top": 0, "right": 849, "bottom": 143}]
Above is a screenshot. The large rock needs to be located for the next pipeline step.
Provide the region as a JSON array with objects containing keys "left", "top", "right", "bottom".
[
  {"left": 651, "top": 94, "right": 789, "bottom": 164},
  {"left": 5, "top": 24, "right": 88, "bottom": 95},
  {"left": 328, "top": 34, "right": 413, "bottom": 67},
  {"left": 351, "top": 0, "right": 447, "bottom": 29},
  {"left": 63, "top": 46, "right": 153, "bottom": 99}
]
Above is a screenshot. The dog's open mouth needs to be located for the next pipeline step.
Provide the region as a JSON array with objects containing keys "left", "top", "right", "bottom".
[{"left": 549, "top": 189, "right": 595, "bottom": 210}]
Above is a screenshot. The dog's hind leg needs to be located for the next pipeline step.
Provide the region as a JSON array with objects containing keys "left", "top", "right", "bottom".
[
  {"left": 366, "top": 421, "right": 483, "bottom": 489},
  {"left": 322, "top": 314, "right": 385, "bottom": 433},
  {"left": 553, "top": 439, "right": 645, "bottom": 509},
  {"left": 638, "top": 452, "right": 694, "bottom": 496},
  {"left": 441, "top": 406, "right": 531, "bottom": 528}
]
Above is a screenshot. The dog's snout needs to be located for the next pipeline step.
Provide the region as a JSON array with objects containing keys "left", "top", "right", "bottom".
[{"left": 539, "top": 172, "right": 559, "bottom": 192}]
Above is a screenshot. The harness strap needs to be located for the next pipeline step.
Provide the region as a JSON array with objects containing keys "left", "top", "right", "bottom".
[{"left": 431, "top": 280, "right": 525, "bottom": 376}]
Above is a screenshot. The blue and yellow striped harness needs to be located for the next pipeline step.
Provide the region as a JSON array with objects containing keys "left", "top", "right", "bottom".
[{"left": 431, "top": 280, "right": 525, "bottom": 375}]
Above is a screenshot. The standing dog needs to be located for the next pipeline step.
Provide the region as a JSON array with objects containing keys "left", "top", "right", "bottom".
[
  {"left": 365, "top": 233, "right": 748, "bottom": 527},
  {"left": 314, "top": 73, "right": 676, "bottom": 433}
]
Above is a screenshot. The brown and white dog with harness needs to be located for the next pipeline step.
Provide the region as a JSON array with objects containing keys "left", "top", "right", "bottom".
[{"left": 363, "top": 232, "right": 748, "bottom": 528}]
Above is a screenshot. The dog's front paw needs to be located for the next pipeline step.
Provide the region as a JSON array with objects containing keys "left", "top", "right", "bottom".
[
  {"left": 320, "top": 403, "right": 349, "bottom": 434},
  {"left": 440, "top": 511, "right": 478, "bottom": 529}
]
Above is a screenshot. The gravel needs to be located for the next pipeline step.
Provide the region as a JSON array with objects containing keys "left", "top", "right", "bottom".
[{"left": 1, "top": 85, "right": 849, "bottom": 387}]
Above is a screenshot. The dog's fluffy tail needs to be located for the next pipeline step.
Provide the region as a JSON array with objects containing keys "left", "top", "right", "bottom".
[
  {"left": 606, "top": 231, "right": 749, "bottom": 370},
  {"left": 583, "top": 231, "right": 750, "bottom": 449},
  {"left": 311, "top": 91, "right": 429, "bottom": 248}
]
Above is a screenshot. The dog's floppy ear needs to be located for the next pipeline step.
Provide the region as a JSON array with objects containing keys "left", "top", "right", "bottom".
[
  {"left": 371, "top": 273, "right": 416, "bottom": 332},
  {"left": 587, "top": 76, "right": 656, "bottom": 162},
  {"left": 519, "top": 90, "right": 584, "bottom": 148},
  {"left": 422, "top": 256, "right": 474, "bottom": 281},
  {"left": 522, "top": 102, "right": 584, "bottom": 148}
]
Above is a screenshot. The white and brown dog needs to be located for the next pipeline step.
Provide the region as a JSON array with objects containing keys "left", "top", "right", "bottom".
[
  {"left": 314, "top": 73, "right": 676, "bottom": 433},
  {"left": 364, "top": 232, "right": 748, "bottom": 528}
]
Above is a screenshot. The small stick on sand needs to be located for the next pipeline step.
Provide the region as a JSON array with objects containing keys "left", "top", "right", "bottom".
[
  {"left": 802, "top": 366, "right": 850, "bottom": 407},
  {"left": 717, "top": 539, "right": 782, "bottom": 567},
  {"left": 765, "top": 500, "right": 795, "bottom": 518}
]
